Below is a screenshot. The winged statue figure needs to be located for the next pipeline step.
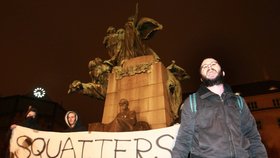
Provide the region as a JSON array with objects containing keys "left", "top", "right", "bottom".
[{"left": 104, "top": 3, "right": 162, "bottom": 66}]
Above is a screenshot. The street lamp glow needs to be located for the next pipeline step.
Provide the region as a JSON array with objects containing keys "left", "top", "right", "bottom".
[{"left": 33, "top": 87, "right": 46, "bottom": 98}]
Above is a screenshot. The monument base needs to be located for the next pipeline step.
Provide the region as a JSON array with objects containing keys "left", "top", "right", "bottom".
[{"left": 98, "top": 55, "right": 174, "bottom": 129}]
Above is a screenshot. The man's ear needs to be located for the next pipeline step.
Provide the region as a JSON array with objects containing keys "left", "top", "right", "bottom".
[{"left": 222, "top": 71, "right": 225, "bottom": 76}]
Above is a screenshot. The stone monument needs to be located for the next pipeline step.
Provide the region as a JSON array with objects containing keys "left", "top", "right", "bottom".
[{"left": 68, "top": 4, "right": 189, "bottom": 131}]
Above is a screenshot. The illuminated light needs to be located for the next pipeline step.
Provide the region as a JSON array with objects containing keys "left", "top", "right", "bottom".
[
  {"left": 235, "top": 92, "right": 241, "bottom": 96},
  {"left": 33, "top": 87, "right": 46, "bottom": 98},
  {"left": 269, "top": 86, "right": 278, "bottom": 91}
]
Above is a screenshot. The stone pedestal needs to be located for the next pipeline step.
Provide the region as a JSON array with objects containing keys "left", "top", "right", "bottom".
[{"left": 102, "top": 55, "right": 173, "bottom": 129}]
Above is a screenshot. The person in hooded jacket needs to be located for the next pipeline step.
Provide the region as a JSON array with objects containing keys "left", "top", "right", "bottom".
[{"left": 64, "top": 111, "right": 87, "bottom": 132}]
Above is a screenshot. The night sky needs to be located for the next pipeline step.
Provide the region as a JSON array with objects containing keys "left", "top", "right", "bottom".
[{"left": 1, "top": 0, "right": 280, "bottom": 125}]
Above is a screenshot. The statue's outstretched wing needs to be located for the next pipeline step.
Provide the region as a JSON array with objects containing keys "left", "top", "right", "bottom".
[{"left": 136, "top": 17, "right": 163, "bottom": 40}]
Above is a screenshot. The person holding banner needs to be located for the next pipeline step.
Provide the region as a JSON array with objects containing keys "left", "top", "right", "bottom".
[
  {"left": 10, "top": 105, "right": 41, "bottom": 130},
  {"left": 64, "top": 110, "right": 87, "bottom": 132},
  {"left": 172, "top": 58, "right": 267, "bottom": 158},
  {"left": 2, "top": 105, "right": 41, "bottom": 158}
]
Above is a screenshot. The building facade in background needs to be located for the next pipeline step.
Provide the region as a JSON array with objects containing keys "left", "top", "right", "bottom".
[{"left": 232, "top": 80, "right": 280, "bottom": 158}]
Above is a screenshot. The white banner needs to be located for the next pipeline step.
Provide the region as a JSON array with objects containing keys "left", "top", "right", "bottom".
[{"left": 10, "top": 124, "right": 180, "bottom": 158}]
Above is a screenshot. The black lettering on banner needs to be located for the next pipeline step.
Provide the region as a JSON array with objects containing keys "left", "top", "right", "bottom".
[
  {"left": 31, "top": 137, "right": 45, "bottom": 156},
  {"left": 156, "top": 134, "right": 174, "bottom": 156},
  {"left": 46, "top": 139, "right": 62, "bottom": 158},
  {"left": 134, "top": 138, "right": 152, "bottom": 158},
  {"left": 60, "top": 137, "right": 76, "bottom": 158},
  {"left": 95, "top": 139, "right": 113, "bottom": 158},
  {"left": 78, "top": 140, "right": 93, "bottom": 158},
  {"left": 114, "top": 139, "right": 131, "bottom": 158},
  {"left": 16, "top": 135, "right": 31, "bottom": 157}
]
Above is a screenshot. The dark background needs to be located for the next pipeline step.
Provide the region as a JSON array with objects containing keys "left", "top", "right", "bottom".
[{"left": 1, "top": 0, "right": 280, "bottom": 125}]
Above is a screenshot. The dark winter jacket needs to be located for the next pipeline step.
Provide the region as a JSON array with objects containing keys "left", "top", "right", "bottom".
[
  {"left": 172, "top": 84, "right": 267, "bottom": 158},
  {"left": 18, "top": 117, "right": 41, "bottom": 130}
]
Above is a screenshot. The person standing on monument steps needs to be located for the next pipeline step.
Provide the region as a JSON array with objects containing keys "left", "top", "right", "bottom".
[{"left": 172, "top": 58, "right": 267, "bottom": 158}]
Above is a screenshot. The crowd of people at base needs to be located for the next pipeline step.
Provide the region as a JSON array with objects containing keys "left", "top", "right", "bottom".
[
  {"left": 2, "top": 57, "right": 268, "bottom": 158},
  {"left": 2, "top": 105, "right": 87, "bottom": 158},
  {"left": 8, "top": 106, "right": 87, "bottom": 133}
]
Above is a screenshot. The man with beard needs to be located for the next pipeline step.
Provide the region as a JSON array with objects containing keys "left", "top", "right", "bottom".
[{"left": 172, "top": 58, "right": 267, "bottom": 158}]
